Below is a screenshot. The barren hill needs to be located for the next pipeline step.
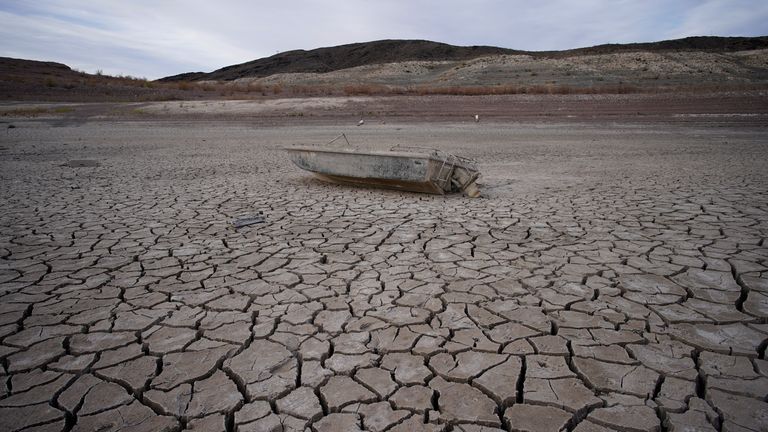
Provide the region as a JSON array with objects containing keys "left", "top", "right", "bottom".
[
  {"left": 0, "top": 57, "right": 195, "bottom": 101},
  {"left": 161, "top": 36, "right": 768, "bottom": 82},
  {"left": 161, "top": 40, "right": 520, "bottom": 81}
]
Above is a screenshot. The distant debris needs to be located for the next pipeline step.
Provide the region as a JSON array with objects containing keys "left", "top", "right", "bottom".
[
  {"left": 63, "top": 160, "right": 100, "bottom": 168},
  {"left": 357, "top": 119, "right": 364, "bottom": 126},
  {"left": 232, "top": 213, "right": 265, "bottom": 229}
]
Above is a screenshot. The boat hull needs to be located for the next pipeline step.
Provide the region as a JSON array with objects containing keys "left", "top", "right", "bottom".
[
  {"left": 285, "top": 146, "right": 480, "bottom": 197},
  {"left": 313, "top": 172, "right": 445, "bottom": 194}
]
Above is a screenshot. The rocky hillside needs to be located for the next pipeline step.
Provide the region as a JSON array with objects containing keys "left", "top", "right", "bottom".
[
  {"left": 0, "top": 57, "right": 201, "bottom": 101},
  {"left": 160, "top": 40, "right": 521, "bottom": 81},
  {"left": 161, "top": 36, "right": 768, "bottom": 82}
]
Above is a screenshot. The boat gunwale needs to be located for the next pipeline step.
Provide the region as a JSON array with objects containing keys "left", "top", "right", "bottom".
[{"left": 283, "top": 146, "right": 447, "bottom": 163}]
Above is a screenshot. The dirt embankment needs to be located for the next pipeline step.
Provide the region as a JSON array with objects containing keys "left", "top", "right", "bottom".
[{"left": 2, "top": 91, "right": 767, "bottom": 129}]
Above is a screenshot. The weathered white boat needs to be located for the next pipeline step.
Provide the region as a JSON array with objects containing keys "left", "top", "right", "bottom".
[{"left": 285, "top": 135, "right": 481, "bottom": 197}]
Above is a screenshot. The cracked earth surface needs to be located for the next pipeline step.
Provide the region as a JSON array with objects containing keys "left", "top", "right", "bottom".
[{"left": 0, "top": 119, "right": 767, "bottom": 432}]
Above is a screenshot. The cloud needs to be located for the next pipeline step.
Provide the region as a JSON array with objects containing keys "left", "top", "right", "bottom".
[{"left": 0, "top": 0, "right": 766, "bottom": 79}]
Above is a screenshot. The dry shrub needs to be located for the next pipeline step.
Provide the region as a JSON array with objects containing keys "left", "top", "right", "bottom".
[
  {"left": 405, "top": 83, "right": 644, "bottom": 96},
  {"left": 343, "top": 84, "right": 390, "bottom": 95},
  {"left": 288, "top": 84, "right": 336, "bottom": 96},
  {"left": 1, "top": 107, "right": 50, "bottom": 117},
  {"left": 247, "top": 82, "right": 265, "bottom": 93}
]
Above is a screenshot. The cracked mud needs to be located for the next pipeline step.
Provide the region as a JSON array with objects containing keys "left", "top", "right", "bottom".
[{"left": 0, "top": 119, "right": 767, "bottom": 432}]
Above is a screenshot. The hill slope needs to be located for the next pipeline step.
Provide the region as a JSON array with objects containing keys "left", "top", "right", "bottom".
[
  {"left": 161, "top": 36, "right": 768, "bottom": 81},
  {"left": 161, "top": 40, "right": 521, "bottom": 81}
]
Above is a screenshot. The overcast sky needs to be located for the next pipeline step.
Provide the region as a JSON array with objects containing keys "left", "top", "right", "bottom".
[{"left": 1, "top": 0, "right": 766, "bottom": 79}]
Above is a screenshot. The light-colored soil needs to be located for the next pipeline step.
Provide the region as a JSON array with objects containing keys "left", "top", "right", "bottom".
[{"left": 233, "top": 49, "right": 768, "bottom": 88}]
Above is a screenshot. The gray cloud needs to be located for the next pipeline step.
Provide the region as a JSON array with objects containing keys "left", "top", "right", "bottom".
[{"left": 1, "top": 0, "right": 766, "bottom": 79}]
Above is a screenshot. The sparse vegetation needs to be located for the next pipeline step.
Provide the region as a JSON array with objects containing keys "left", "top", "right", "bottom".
[{"left": 1, "top": 107, "right": 50, "bottom": 117}]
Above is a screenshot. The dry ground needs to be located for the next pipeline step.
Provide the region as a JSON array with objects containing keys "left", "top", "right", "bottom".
[{"left": 0, "top": 95, "right": 767, "bottom": 432}]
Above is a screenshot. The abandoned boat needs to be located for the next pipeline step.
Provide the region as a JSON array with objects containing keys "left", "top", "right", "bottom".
[{"left": 285, "top": 135, "right": 481, "bottom": 197}]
